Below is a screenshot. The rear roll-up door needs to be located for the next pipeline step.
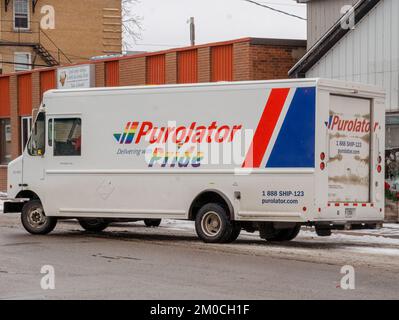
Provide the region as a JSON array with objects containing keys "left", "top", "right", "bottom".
[{"left": 328, "top": 95, "right": 372, "bottom": 203}]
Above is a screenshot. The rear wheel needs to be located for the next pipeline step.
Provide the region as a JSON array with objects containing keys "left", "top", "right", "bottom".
[
  {"left": 144, "top": 219, "right": 162, "bottom": 228},
  {"left": 79, "top": 218, "right": 109, "bottom": 232},
  {"left": 195, "top": 203, "right": 234, "bottom": 243},
  {"left": 260, "top": 223, "right": 301, "bottom": 242},
  {"left": 223, "top": 223, "right": 241, "bottom": 243},
  {"left": 21, "top": 200, "right": 57, "bottom": 235}
]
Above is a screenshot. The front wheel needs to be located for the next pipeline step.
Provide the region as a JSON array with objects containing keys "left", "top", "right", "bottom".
[
  {"left": 195, "top": 203, "right": 234, "bottom": 243},
  {"left": 21, "top": 200, "right": 57, "bottom": 235},
  {"left": 79, "top": 219, "right": 109, "bottom": 232}
]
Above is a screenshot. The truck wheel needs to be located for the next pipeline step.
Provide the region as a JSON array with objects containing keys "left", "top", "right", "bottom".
[
  {"left": 21, "top": 200, "right": 57, "bottom": 235},
  {"left": 144, "top": 219, "right": 162, "bottom": 228},
  {"left": 195, "top": 203, "right": 233, "bottom": 243},
  {"left": 223, "top": 223, "right": 241, "bottom": 243},
  {"left": 79, "top": 219, "right": 109, "bottom": 232},
  {"left": 262, "top": 224, "right": 301, "bottom": 242}
]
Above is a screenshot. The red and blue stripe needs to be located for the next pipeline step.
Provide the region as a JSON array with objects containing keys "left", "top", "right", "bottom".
[{"left": 243, "top": 87, "right": 316, "bottom": 169}]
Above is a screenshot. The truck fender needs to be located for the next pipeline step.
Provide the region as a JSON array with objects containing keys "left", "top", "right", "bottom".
[{"left": 188, "top": 189, "right": 235, "bottom": 221}]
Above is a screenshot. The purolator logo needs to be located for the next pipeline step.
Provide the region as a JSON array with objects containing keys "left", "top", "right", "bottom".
[
  {"left": 328, "top": 115, "right": 379, "bottom": 133},
  {"left": 114, "top": 121, "right": 243, "bottom": 145}
]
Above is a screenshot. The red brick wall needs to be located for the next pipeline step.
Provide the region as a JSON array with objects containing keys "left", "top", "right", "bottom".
[
  {"left": 165, "top": 52, "right": 177, "bottom": 84},
  {"left": 233, "top": 42, "right": 251, "bottom": 81},
  {"left": 120, "top": 57, "right": 146, "bottom": 86},
  {"left": 0, "top": 166, "right": 7, "bottom": 192},
  {"left": 95, "top": 62, "right": 105, "bottom": 87},
  {"left": 250, "top": 45, "right": 305, "bottom": 80},
  {"left": 198, "top": 47, "right": 211, "bottom": 83},
  {"left": 9, "top": 75, "right": 19, "bottom": 160}
]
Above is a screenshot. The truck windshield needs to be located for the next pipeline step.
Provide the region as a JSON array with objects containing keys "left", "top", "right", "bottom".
[{"left": 27, "top": 112, "right": 45, "bottom": 156}]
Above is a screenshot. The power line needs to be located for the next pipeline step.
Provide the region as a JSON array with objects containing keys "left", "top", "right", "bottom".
[{"left": 242, "top": 0, "right": 307, "bottom": 21}]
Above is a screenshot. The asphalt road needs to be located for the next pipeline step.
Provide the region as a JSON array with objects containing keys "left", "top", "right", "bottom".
[{"left": 0, "top": 215, "right": 398, "bottom": 300}]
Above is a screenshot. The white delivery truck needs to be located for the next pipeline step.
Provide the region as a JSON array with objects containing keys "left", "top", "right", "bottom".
[{"left": 3, "top": 79, "right": 385, "bottom": 243}]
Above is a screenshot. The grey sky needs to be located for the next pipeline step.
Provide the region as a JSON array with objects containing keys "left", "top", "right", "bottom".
[{"left": 128, "top": 0, "right": 307, "bottom": 52}]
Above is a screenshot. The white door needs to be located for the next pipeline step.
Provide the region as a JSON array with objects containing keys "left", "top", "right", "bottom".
[
  {"left": 328, "top": 95, "right": 372, "bottom": 203},
  {"left": 23, "top": 112, "right": 46, "bottom": 194}
]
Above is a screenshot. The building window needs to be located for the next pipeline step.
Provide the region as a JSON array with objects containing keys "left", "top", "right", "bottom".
[
  {"left": 21, "top": 116, "right": 32, "bottom": 153},
  {"left": 0, "top": 119, "right": 12, "bottom": 165},
  {"left": 53, "top": 118, "right": 82, "bottom": 156},
  {"left": 14, "top": 53, "right": 31, "bottom": 72},
  {"left": 14, "top": 0, "right": 30, "bottom": 30}
]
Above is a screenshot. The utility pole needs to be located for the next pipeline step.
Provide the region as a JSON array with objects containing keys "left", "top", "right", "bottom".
[{"left": 188, "top": 17, "right": 195, "bottom": 46}]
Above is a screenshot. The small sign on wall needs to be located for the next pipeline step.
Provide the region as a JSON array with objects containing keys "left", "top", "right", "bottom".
[
  {"left": 57, "top": 64, "right": 95, "bottom": 89},
  {"left": 5, "top": 124, "right": 11, "bottom": 142}
]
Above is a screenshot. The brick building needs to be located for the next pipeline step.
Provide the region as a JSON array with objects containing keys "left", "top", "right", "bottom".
[
  {"left": 0, "top": 37, "right": 306, "bottom": 191},
  {"left": 0, "top": 0, "right": 122, "bottom": 74}
]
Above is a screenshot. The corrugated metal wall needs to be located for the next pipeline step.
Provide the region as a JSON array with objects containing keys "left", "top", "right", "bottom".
[
  {"left": 307, "top": 0, "right": 398, "bottom": 112},
  {"left": 211, "top": 45, "right": 233, "bottom": 82},
  {"left": 147, "top": 55, "right": 166, "bottom": 85},
  {"left": 0, "top": 77, "right": 10, "bottom": 118},
  {"left": 307, "top": 0, "right": 358, "bottom": 49},
  {"left": 18, "top": 74, "right": 33, "bottom": 116},
  {"left": 40, "top": 70, "right": 56, "bottom": 100},
  {"left": 178, "top": 49, "right": 198, "bottom": 84},
  {"left": 105, "top": 61, "right": 120, "bottom": 87}
]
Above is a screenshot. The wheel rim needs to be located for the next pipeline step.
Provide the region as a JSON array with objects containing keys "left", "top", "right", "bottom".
[
  {"left": 201, "top": 211, "right": 222, "bottom": 237},
  {"left": 27, "top": 206, "right": 47, "bottom": 229}
]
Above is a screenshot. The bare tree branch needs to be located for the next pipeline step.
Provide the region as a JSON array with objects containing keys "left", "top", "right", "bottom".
[{"left": 122, "top": 0, "right": 143, "bottom": 52}]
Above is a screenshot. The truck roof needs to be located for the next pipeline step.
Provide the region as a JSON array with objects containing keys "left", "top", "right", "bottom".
[{"left": 44, "top": 78, "right": 385, "bottom": 99}]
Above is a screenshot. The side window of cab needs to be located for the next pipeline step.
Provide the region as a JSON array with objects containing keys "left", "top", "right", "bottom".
[{"left": 53, "top": 118, "right": 82, "bottom": 156}]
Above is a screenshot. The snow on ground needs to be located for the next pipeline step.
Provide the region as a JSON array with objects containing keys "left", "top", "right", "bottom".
[
  {"left": 163, "top": 219, "right": 399, "bottom": 243},
  {"left": 161, "top": 219, "right": 399, "bottom": 257},
  {"left": 348, "top": 247, "right": 399, "bottom": 256}
]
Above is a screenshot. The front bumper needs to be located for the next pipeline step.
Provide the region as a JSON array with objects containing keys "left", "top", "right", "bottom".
[{"left": 2, "top": 198, "right": 28, "bottom": 214}]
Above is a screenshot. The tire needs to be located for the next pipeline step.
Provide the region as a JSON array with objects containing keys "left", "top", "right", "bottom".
[
  {"left": 195, "top": 203, "right": 233, "bottom": 243},
  {"left": 264, "top": 224, "right": 301, "bottom": 242},
  {"left": 144, "top": 219, "right": 162, "bottom": 228},
  {"left": 21, "top": 200, "right": 57, "bottom": 235},
  {"left": 223, "top": 223, "right": 241, "bottom": 243},
  {"left": 79, "top": 218, "right": 109, "bottom": 232}
]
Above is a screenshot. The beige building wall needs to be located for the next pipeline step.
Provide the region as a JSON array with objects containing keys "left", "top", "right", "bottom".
[{"left": 0, "top": 0, "right": 122, "bottom": 74}]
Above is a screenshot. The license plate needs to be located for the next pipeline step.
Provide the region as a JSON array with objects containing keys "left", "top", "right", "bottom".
[{"left": 345, "top": 208, "right": 356, "bottom": 218}]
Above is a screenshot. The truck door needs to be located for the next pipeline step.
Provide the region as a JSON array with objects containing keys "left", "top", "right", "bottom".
[
  {"left": 328, "top": 95, "right": 372, "bottom": 203},
  {"left": 23, "top": 112, "right": 47, "bottom": 192}
]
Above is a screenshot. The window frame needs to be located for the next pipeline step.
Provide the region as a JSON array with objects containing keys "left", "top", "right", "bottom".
[
  {"left": 52, "top": 117, "right": 82, "bottom": 157},
  {"left": 13, "top": 0, "right": 30, "bottom": 31},
  {"left": 14, "top": 52, "right": 32, "bottom": 72}
]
